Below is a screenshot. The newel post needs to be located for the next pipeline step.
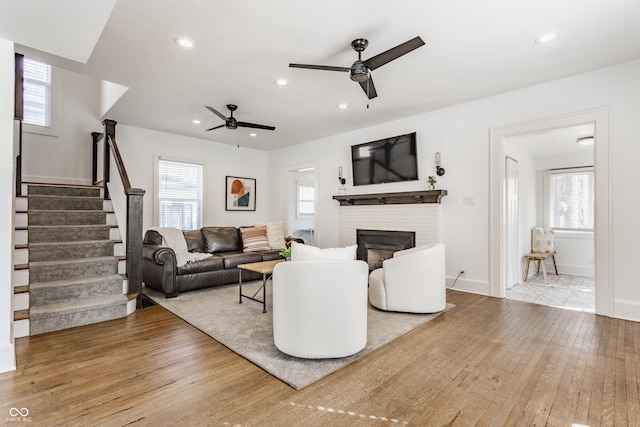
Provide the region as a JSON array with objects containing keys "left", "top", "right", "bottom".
[
  {"left": 102, "top": 119, "right": 117, "bottom": 199},
  {"left": 126, "top": 187, "right": 145, "bottom": 307}
]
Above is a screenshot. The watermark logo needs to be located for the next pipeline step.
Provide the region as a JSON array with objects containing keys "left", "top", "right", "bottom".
[{"left": 6, "top": 407, "right": 31, "bottom": 423}]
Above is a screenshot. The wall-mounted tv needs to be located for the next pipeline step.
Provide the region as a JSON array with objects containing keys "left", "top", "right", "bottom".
[{"left": 351, "top": 132, "right": 418, "bottom": 186}]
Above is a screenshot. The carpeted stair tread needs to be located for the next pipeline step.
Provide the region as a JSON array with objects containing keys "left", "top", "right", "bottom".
[
  {"left": 29, "top": 274, "right": 125, "bottom": 306},
  {"left": 28, "top": 209, "right": 107, "bottom": 226},
  {"left": 28, "top": 224, "right": 110, "bottom": 243},
  {"left": 30, "top": 294, "right": 127, "bottom": 317},
  {"left": 28, "top": 194, "right": 103, "bottom": 211},
  {"left": 29, "top": 256, "right": 119, "bottom": 283},
  {"left": 28, "top": 240, "right": 115, "bottom": 262},
  {"left": 27, "top": 184, "right": 101, "bottom": 198},
  {"left": 29, "top": 294, "right": 128, "bottom": 335}
]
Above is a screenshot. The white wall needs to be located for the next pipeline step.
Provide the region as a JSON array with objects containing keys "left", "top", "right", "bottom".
[
  {"left": 268, "top": 59, "right": 640, "bottom": 321},
  {"left": 21, "top": 66, "right": 100, "bottom": 185},
  {"left": 114, "top": 125, "right": 270, "bottom": 232},
  {"left": 0, "top": 39, "right": 16, "bottom": 372}
]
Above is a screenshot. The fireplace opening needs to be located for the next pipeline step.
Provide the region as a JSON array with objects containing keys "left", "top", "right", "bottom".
[{"left": 356, "top": 229, "right": 415, "bottom": 271}]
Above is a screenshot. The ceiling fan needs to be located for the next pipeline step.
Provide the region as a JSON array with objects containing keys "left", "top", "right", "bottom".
[
  {"left": 205, "top": 104, "right": 275, "bottom": 131},
  {"left": 289, "top": 36, "right": 425, "bottom": 99}
]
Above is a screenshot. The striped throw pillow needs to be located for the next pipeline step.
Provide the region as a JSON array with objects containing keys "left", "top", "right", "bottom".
[{"left": 240, "top": 226, "right": 272, "bottom": 252}]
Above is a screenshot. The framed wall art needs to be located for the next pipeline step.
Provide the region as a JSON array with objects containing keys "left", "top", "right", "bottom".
[{"left": 225, "top": 176, "right": 256, "bottom": 211}]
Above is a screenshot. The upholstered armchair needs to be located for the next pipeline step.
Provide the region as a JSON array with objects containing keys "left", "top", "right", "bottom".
[
  {"left": 368, "top": 243, "right": 446, "bottom": 313},
  {"left": 272, "top": 260, "right": 369, "bottom": 359}
]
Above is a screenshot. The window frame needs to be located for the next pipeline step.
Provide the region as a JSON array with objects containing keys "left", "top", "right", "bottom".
[
  {"left": 296, "top": 180, "right": 315, "bottom": 219},
  {"left": 155, "top": 156, "right": 205, "bottom": 230},
  {"left": 22, "top": 57, "right": 60, "bottom": 137},
  {"left": 544, "top": 166, "right": 594, "bottom": 232}
]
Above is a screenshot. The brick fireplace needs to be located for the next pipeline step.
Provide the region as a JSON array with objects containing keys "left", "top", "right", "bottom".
[{"left": 335, "top": 190, "right": 445, "bottom": 256}]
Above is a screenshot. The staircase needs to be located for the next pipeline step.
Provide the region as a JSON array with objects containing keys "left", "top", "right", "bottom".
[{"left": 13, "top": 184, "right": 130, "bottom": 336}]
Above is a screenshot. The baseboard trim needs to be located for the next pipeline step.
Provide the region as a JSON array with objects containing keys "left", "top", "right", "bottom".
[
  {"left": 613, "top": 299, "right": 640, "bottom": 322},
  {"left": 446, "top": 276, "right": 490, "bottom": 295}
]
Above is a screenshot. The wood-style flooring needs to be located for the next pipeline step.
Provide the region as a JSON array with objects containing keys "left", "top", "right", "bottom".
[{"left": 1, "top": 290, "right": 638, "bottom": 426}]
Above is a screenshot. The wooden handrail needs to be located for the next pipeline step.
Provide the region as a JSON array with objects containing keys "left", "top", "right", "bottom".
[{"left": 93, "top": 119, "right": 145, "bottom": 308}]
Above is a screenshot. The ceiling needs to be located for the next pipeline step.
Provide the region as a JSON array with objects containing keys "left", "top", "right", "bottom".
[
  {"left": 506, "top": 124, "right": 595, "bottom": 159},
  {"left": 3, "top": 0, "right": 640, "bottom": 151}
]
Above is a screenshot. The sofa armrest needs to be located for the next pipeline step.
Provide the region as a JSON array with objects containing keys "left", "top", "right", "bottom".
[{"left": 142, "top": 244, "right": 179, "bottom": 297}]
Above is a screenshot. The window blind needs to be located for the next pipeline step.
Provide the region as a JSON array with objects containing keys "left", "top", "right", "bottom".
[
  {"left": 158, "top": 159, "right": 204, "bottom": 230},
  {"left": 297, "top": 182, "right": 315, "bottom": 217},
  {"left": 548, "top": 168, "right": 594, "bottom": 230}
]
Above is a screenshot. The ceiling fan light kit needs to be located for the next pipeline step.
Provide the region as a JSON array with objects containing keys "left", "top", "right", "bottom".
[{"left": 289, "top": 36, "right": 425, "bottom": 100}]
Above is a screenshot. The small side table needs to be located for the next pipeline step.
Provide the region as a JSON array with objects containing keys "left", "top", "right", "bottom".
[
  {"left": 238, "top": 259, "right": 285, "bottom": 313},
  {"left": 523, "top": 251, "right": 558, "bottom": 283}
]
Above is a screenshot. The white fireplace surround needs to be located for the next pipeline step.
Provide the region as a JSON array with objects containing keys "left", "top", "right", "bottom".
[{"left": 339, "top": 204, "right": 441, "bottom": 248}]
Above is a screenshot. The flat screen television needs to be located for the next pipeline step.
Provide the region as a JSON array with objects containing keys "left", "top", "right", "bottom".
[{"left": 351, "top": 132, "right": 418, "bottom": 186}]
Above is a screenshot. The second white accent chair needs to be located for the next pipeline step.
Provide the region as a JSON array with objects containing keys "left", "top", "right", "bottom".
[{"left": 368, "top": 243, "right": 447, "bottom": 313}]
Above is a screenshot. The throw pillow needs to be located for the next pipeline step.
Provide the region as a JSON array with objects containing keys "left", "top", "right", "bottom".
[
  {"left": 290, "top": 241, "right": 357, "bottom": 261},
  {"left": 532, "top": 227, "right": 555, "bottom": 252},
  {"left": 255, "top": 221, "right": 287, "bottom": 250},
  {"left": 240, "top": 226, "right": 272, "bottom": 252}
]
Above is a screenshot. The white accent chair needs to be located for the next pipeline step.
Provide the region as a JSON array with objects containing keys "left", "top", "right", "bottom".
[
  {"left": 368, "top": 243, "right": 446, "bottom": 313},
  {"left": 272, "top": 260, "right": 369, "bottom": 359}
]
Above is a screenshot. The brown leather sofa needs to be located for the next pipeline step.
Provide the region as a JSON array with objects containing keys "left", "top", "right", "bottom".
[{"left": 142, "top": 226, "right": 283, "bottom": 297}]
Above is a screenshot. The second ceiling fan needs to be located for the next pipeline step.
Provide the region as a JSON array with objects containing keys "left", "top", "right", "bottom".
[
  {"left": 205, "top": 104, "right": 275, "bottom": 131},
  {"left": 289, "top": 36, "right": 425, "bottom": 99}
]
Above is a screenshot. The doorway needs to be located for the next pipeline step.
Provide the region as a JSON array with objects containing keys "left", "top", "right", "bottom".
[
  {"left": 502, "top": 125, "right": 595, "bottom": 312},
  {"left": 285, "top": 166, "right": 317, "bottom": 245},
  {"left": 489, "top": 108, "right": 612, "bottom": 317}
]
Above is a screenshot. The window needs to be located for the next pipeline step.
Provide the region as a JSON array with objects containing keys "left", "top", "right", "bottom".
[
  {"left": 296, "top": 181, "right": 314, "bottom": 217},
  {"left": 547, "top": 167, "right": 594, "bottom": 231},
  {"left": 157, "top": 159, "right": 204, "bottom": 230},
  {"left": 23, "top": 58, "right": 52, "bottom": 127}
]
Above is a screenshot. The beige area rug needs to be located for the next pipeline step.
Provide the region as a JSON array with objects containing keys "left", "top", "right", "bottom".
[{"left": 144, "top": 281, "right": 453, "bottom": 390}]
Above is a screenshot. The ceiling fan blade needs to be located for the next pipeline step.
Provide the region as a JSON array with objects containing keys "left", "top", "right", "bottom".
[
  {"left": 205, "top": 105, "right": 227, "bottom": 121},
  {"left": 358, "top": 76, "right": 378, "bottom": 99},
  {"left": 237, "top": 121, "right": 276, "bottom": 131},
  {"left": 363, "top": 36, "right": 425, "bottom": 71},
  {"left": 205, "top": 124, "right": 225, "bottom": 131},
  {"left": 289, "top": 63, "right": 350, "bottom": 72}
]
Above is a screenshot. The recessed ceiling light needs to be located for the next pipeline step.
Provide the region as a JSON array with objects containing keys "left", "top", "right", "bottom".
[
  {"left": 249, "top": 133, "right": 257, "bottom": 137},
  {"left": 192, "top": 119, "right": 201, "bottom": 124},
  {"left": 174, "top": 37, "right": 196, "bottom": 49},
  {"left": 535, "top": 32, "right": 558, "bottom": 44},
  {"left": 274, "top": 78, "right": 289, "bottom": 86},
  {"left": 337, "top": 103, "right": 349, "bottom": 109}
]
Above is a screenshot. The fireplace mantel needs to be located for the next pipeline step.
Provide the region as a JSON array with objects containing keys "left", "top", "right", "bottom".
[{"left": 332, "top": 190, "right": 447, "bottom": 206}]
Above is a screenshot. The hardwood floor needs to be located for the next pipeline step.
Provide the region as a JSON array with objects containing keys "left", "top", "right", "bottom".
[{"left": 1, "top": 290, "right": 638, "bottom": 426}]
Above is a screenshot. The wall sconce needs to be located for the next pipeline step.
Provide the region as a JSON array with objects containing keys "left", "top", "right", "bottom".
[
  {"left": 435, "top": 152, "right": 445, "bottom": 176},
  {"left": 338, "top": 167, "right": 346, "bottom": 185}
]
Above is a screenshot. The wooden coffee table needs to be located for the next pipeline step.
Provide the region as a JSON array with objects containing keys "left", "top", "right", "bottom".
[{"left": 238, "top": 259, "right": 284, "bottom": 313}]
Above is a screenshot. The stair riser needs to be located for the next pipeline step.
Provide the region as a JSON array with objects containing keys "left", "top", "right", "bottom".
[
  {"left": 29, "top": 211, "right": 107, "bottom": 226},
  {"left": 29, "top": 227, "right": 110, "bottom": 243},
  {"left": 28, "top": 196, "right": 103, "bottom": 211},
  {"left": 28, "top": 185, "right": 101, "bottom": 198},
  {"left": 30, "top": 280, "right": 124, "bottom": 306},
  {"left": 30, "top": 260, "right": 119, "bottom": 283},
  {"left": 29, "top": 242, "right": 115, "bottom": 262},
  {"left": 30, "top": 305, "right": 127, "bottom": 335}
]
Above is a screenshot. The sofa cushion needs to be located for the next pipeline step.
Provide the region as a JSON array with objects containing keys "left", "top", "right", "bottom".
[
  {"left": 290, "top": 241, "right": 357, "bottom": 261},
  {"left": 240, "top": 226, "right": 272, "bottom": 252},
  {"left": 255, "top": 221, "right": 287, "bottom": 250},
  {"left": 183, "top": 230, "right": 205, "bottom": 253},
  {"left": 202, "top": 226, "right": 242, "bottom": 253},
  {"left": 177, "top": 255, "right": 224, "bottom": 275},
  {"left": 143, "top": 230, "right": 163, "bottom": 245},
  {"left": 217, "top": 251, "right": 263, "bottom": 269}
]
